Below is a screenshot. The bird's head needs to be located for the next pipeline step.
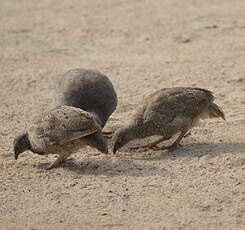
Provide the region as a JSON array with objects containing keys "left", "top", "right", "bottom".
[
  {"left": 13, "top": 132, "right": 30, "bottom": 160},
  {"left": 112, "top": 126, "right": 135, "bottom": 154},
  {"left": 97, "top": 138, "right": 108, "bottom": 154}
]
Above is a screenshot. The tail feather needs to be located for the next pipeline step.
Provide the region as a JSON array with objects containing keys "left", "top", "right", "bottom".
[{"left": 209, "top": 103, "right": 225, "bottom": 120}]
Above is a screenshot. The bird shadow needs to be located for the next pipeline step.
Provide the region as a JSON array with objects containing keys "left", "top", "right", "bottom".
[
  {"left": 125, "top": 141, "right": 245, "bottom": 161},
  {"left": 34, "top": 141, "right": 244, "bottom": 175},
  {"left": 35, "top": 156, "right": 168, "bottom": 177}
]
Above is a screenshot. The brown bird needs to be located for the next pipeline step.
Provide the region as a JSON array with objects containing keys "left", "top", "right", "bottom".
[
  {"left": 13, "top": 106, "right": 108, "bottom": 170},
  {"left": 112, "top": 87, "right": 225, "bottom": 153}
]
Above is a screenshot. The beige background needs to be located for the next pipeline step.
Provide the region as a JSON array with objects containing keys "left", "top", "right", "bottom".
[{"left": 0, "top": 0, "right": 244, "bottom": 229}]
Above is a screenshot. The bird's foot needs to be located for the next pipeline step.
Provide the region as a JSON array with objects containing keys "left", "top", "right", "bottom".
[
  {"left": 102, "top": 131, "right": 114, "bottom": 135},
  {"left": 153, "top": 143, "right": 182, "bottom": 152},
  {"left": 46, "top": 155, "right": 67, "bottom": 170},
  {"left": 46, "top": 162, "right": 60, "bottom": 170},
  {"left": 102, "top": 129, "right": 114, "bottom": 139},
  {"left": 130, "top": 144, "right": 160, "bottom": 151},
  {"left": 102, "top": 129, "right": 114, "bottom": 135}
]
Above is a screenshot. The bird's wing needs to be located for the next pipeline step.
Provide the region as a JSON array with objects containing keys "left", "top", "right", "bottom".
[
  {"left": 144, "top": 87, "right": 213, "bottom": 122},
  {"left": 29, "top": 106, "right": 101, "bottom": 147}
]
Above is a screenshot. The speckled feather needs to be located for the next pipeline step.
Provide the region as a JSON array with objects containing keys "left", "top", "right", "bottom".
[
  {"left": 132, "top": 87, "right": 215, "bottom": 136},
  {"left": 14, "top": 106, "right": 108, "bottom": 169},
  {"left": 28, "top": 106, "right": 101, "bottom": 151},
  {"left": 112, "top": 87, "right": 225, "bottom": 153}
]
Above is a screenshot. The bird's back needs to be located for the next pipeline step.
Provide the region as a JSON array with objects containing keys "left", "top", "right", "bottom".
[
  {"left": 129, "top": 87, "right": 216, "bottom": 137},
  {"left": 28, "top": 106, "right": 100, "bottom": 152},
  {"left": 54, "top": 68, "right": 118, "bottom": 127},
  {"left": 142, "top": 87, "right": 214, "bottom": 119}
]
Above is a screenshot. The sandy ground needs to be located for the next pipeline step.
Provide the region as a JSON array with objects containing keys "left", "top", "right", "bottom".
[{"left": 0, "top": 0, "right": 245, "bottom": 229}]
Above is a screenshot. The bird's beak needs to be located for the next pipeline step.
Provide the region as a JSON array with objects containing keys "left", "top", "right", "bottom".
[
  {"left": 112, "top": 145, "right": 118, "bottom": 154},
  {"left": 14, "top": 151, "right": 19, "bottom": 160},
  {"left": 14, "top": 149, "right": 22, "bottom": 160}
]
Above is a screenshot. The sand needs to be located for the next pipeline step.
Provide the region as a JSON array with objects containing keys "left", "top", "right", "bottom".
[{"left": 0, "top": 0, "right": 244, "bottom": 229}]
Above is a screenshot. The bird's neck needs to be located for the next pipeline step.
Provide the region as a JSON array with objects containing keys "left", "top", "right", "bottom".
[
  {"left": 89, "top": 111, "right": 104, "bottom": 127},
  {"left": 123, "top": 124, "right": 144, "bottom": 142}
]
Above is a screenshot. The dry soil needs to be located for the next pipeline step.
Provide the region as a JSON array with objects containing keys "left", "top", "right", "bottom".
[{"left": 0, "top": 0, "right": 245, "bottom": 229}]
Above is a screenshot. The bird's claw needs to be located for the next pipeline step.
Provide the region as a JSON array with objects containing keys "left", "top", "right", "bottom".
[
  {"left": 151, "top": 146, "right": 163, "bottom": 151},
  {"left": 130, "top": 146, "right": 142, "bottom": 150},
  {"left": 130, "top": 144, "right": 160, "bottom": 151}
]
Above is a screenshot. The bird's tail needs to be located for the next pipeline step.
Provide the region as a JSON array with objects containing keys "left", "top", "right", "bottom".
[{"left": 208, "top": 103, "right": 225, "bottom": 120}]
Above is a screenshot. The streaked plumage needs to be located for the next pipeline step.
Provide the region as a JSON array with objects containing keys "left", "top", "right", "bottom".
[
  {"left": 112, "top": 87, "right": 225, "bottom": 153},
  {"left": 14, "top": 106, "right": 108, "bottom": 169}
]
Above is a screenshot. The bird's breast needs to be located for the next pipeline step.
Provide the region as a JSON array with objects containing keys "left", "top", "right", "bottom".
[{"left": 42, "top": 139, "right": 86, "bottom": 155}]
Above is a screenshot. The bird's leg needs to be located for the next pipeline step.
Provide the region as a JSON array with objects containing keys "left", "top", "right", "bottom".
[
  {"left": 102, "top": 129, "right": 114, "bottom": 135},
  {"left": 46, "top": 153, "right": 70, "bottom": 170},
  {"left": 183, "top": 131, "right": 191, "bottom": 138},
  {"left": 130, "top": 136, "right": 172, "bottom": 150},
  {"left": 101, "top": 128, "right": 114, "bottom": 139},
  {"left": 46, "top": 156, "right": 64, "bottom": 170},
  {"left": 156, "top": 130, "right": 187, "bottom": 151}
]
